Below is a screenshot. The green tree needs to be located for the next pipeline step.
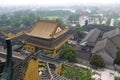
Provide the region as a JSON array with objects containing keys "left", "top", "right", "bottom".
[
  {"left": 1, "top": 14, "right": 7, "bottom": 20},
  {"left": 56, "top": 18, "right": 66, "bottom": 27},
  {"left": 62, "top": 65, "right": 94, "bottom": 80},
  {"left": 11, "top": 18, "right": 21, "bottom": 27},
  {"left": 114, "top": 76, "right": 120, "bottom": 80},
  {"left": 85, "top": 20, "right": 88, "bottom": 26},
  {"left": 74, "top": 26, "right": 84, "bottom": 42},
  {"left": 90, "top": 55, "right": 105, "bottom": 68},
  {"left": 114, "top": 51, "right": 120, "bottom": 65},
  {"left": 106, "top": 18, "right": 111, "bottom": 25},
  {"left": 114, "top": 20, "right": 120, "bottom": 27},
  {"left": 59, "top": 44, "right": 77, "bottom": 62},
  {"left": 68, "top": 13, "right": 79, "bottom": 23}
]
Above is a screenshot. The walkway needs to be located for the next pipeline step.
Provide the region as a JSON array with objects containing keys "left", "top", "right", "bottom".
[
  {"left": 74, "top": 63, "right": 120, "bottom": 80},
  {"left": 39, "top": 56, "right": 120, "bottom": 80},
  {"left": 0, "top": 51, "right": 27, "bottom": 60}
]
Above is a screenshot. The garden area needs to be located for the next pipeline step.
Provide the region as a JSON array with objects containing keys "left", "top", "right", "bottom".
[{"left": 62, "top": 65, "right": 94, "bottom": 80}]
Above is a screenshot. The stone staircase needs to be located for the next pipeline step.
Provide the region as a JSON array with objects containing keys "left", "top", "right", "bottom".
[
  {"left": 40, "top": 62, "right": 68, "bottom": 80},
  {"left": 15, "top": 62, "right": 25, "bottom": 80},
  {"left": 50, "top": 69, "right": 68, "bottom": 80},
  {"left": 40, "top": 67, "right": 51, "bottom": 80}
]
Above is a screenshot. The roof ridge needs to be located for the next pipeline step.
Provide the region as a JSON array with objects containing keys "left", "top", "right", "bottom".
[
  {"left": 38, "top": 19, "right": 57, "bottom": 23},
  {"left": 87, "top": 28, "right": 99, "bottom": 41},
  {"left": 104, "top": 47, "right": 115, "bottom": 59},
  {"left": 92, "top": 38, "right": 109, "bottom": 53},
  {"left": 104, "top": 38, "right": 116, "bottom": 59},
  {"left": 51, "top": 24, "right": 58, "bottom": 38},
  {"left": 104, "top": 38, "right": 108, "bottom": 48}
]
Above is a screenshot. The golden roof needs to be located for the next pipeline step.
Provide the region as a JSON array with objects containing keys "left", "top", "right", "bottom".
[{"left": 27, "top": 19, "right": 68, "bottom": 39}]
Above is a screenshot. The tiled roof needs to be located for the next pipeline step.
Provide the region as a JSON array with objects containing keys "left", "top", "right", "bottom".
[
  {"left": 84, "top": 24, "right": 116, "bottom": 32},
  {"left": 92, "top": 38, "right": 117, "bottom": 59},
  {"left": 27, "top": 19, "right": 68, "bottom": 39},
  {"left": 102, "top": 28, "right": 120, "bottom": 39},
  {"left": 81, "top": 28, "right": 101, "bottom": 43},
  {"left": 2, "top": 27, "right": 31, "bottom": 34}
]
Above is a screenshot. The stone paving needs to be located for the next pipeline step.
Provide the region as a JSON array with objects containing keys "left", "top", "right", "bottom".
[{"left": 93, "top": 69, "right": 119, "bottom": 80}]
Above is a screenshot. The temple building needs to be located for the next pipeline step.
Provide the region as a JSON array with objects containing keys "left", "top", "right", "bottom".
[
  {"left": 17, "top": 19, "right": 73, "bottom": 58},
  {"left": 92, "top": 38, "right": 117, "bottom": 66},
  {"left": 102, "top": 28, "right": 120, "bottom": 49},
  {"left": 80, "top": 28, "right": 101, "bottom": 47}
]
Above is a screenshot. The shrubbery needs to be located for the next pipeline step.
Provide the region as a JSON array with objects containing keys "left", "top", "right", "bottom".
[{"left": 90, "top": 55, "right": 105, "bottom": 68}]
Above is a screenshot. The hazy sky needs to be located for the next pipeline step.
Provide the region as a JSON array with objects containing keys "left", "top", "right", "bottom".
[{"left": 0, "top": 0, "right": 120, "bottom": 6}]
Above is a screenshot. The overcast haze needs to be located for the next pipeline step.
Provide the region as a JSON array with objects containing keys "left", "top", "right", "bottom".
[{"left": 0, "top": 0, "right": 120, "bottom": 6}]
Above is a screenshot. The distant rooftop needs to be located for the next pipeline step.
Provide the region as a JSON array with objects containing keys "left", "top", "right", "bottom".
[
  {"left": 83, "top": 24, "right": 117, "bottom": 32},
  {"left": 81, "top": 28, "right": 101, "bottom": 43},
  {"left": 102, "top": 28, "right": 120, "bottom": 39},
  {"left": 2, "top": 27, "right": 31, "bottom": 34}
]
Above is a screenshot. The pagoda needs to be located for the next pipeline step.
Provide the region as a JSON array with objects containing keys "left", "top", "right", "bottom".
[{"left": 18, "top": 19, "right": 73, "bottom": 58}]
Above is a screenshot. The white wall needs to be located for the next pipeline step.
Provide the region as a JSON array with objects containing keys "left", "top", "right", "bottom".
[{"left": 79, "top": 16, "right": 89, "bottom": 27}]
